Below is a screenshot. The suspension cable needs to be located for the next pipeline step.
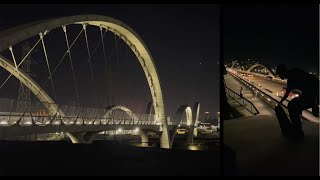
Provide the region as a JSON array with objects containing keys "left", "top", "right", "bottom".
[
  {"left": 18, "top": 38, "right": 42, "bottom": 67},
  {"left": 0, "top": 46, "right": 18, "bottom": 89},
  {"left": 43, "top": 26, "right": 106, "bottom": 106},
  {"left": 83, "top": 24, "right": 105, "bottom": 107},
  {"left": 100, "top": 27, "right": 108, "bottom": 68},
  {"left": 113, "top": 33, "right": 120, "bottom": 105},
  {"left": 83, "top": 24, "right": 94, "bottom": 81},
  {"left": 90, "top": 30, "right": 107, "bottom": 60},
  {"left": 63, "top": 25, "right": 80, "bottom": 106},
  {"left": 0, "top": 38, "right": 42, "bottom": 89},
  {"left": 9, "top": 46, "right": 18, "bottom": 69},
  {"left": 100, "top": 27, "right": 109, "bottom": 107},
  {"left": 50, "top": 28, "right": 84, "bottom": 77},
  {"left": 39, "top": 31, "right": 57, "bottom": 100},
  {"left": 114, "top": 33, "right": 119, "bottom": 65}
]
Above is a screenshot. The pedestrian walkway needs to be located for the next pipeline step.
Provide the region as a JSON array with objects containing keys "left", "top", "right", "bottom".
[{"left": 224, "top": 73, "right": 274, "bottom": 116}]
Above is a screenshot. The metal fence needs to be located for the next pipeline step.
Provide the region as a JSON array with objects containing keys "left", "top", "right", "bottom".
[{"left": 0, "top": 99, "right": 159, "bottom": 126}]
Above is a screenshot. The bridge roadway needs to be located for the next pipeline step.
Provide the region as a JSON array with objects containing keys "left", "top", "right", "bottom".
[
  {"left": 0, "top": 100, "right": 200, "bottom": 148},
  {"left": 0, "top": 111, "right": 187, "bottom": 146},
  {"left": 229, "top": 69, "right": 319, "bottom": 123},
  {"left": 0, "top": 119, "right": 166, "bottom": 140}
]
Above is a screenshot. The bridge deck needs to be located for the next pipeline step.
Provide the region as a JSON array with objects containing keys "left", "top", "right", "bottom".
[{"left": 0, "top": 124, "right": 162, "bottom": 139}]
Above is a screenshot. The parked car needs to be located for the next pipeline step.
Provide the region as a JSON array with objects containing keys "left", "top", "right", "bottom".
[{"left": 176, "top": 128, "right": 188, "bottom": 135}]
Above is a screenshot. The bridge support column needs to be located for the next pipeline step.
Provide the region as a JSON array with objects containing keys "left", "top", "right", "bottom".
[
  {"left": 193, "top": 128, "right": 198, "bottom": 138},
  {"left": 67, "top": 132, "right": 97, "bottom": 144},
  {"left": 160, "top": 120, "right": 171, "bottom": 149},
  {"left": 187, "top": 125, "right": 195, "bottom": 144},
  {"left": 138, "top": 130, "right": 149, "bottom": 147}
]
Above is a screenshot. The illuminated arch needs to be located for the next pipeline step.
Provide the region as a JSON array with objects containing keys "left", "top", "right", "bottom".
[
  {"left": 247, "top": 64, "right": 275, "bottom": 77},
  {"left": 230, "top": 60, "right": 238, "bottom": 69},
  {"left": 174, "top": 105, "right": 193, "bottom": 126},
  {"left": 193, "top": 102, "right": 200, "bottom": 126},
  {"left": 146, "top": 102, "right": 155, "bottom": 114},
  {"left": 0, "top": 56, "right": 63, "bottom": 116},
  {"left": 0, "top": 15, "right": 170, "bottom": 148},
  {"left": 104, "top": 105, "right": 139, "bottom": 121},
  {"left": 169, "top": 105, "right": 193, "bottom": 147}
]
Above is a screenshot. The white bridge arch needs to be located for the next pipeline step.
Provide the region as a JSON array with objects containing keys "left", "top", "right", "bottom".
[
  {"left": 0, "top": 15, "right": 170, "bottom": 148},
  {"left": 103, "top": 105, "right": 139, "bottom": 121},
  {"left": 247, "top": 64, "right": 275, "bottom": 77}
]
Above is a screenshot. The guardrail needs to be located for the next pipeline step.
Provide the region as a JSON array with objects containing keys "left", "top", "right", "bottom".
[
  {"left": 225, "top": 86, "right": 259, "bottom": 115},
  {"left": 229, "top": 70, "right": 319, "bottom": 123},
  {"left": 0, "top": 113, "right": 159, "bottom": 127},
  {"left": 0, "top": 99, "right": 160, "bottom": 126}
]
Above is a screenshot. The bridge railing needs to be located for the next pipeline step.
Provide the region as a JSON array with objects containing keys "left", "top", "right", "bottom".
[
  {"left": 225, "top": 86, "right": 259, "bottom": 115},
  {"left": 228, "top": 70, "right": 319, "bottom": 123},
  {"left": 0, "top": 99, "right": 159, "bottom": 126}
]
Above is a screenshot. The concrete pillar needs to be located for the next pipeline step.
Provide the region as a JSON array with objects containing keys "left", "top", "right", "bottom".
[
  {"left": 193, "top": 128, "right": 198, "bottom": 138},
  {"left": 160, "top": 117, "right": 171, "bottom": 149},
  {"left": 67, "top": 132, "right": 97, "bottom": 144},
  {"left": 187, "top": 125, "right": 195, "bottom": 144},
  {"left": 137, "top": 129, "right": 149, "bottom": 147}
]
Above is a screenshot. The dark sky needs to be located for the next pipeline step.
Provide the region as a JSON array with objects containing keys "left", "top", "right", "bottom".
[
  {"left": 0, "top": 4, "right": 220, "bottom": 118},
  {"left": 224, "top": 4, "right": 319, "bottom": 73}
]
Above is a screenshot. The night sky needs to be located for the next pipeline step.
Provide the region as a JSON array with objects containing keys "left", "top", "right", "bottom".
[
  {"left": 224, "top": 4, "right": 319, "bottom": 73},
  {"left": 0, "top": 4, "right": 220, "bottom": 118}
]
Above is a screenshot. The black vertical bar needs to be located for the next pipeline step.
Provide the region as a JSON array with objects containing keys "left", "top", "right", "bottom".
[{"left": 219, "top": 4, "right": 224, "bottom": 176}]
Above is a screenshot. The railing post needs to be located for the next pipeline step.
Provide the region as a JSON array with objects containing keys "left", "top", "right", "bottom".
[
  {"left": 50, "top": 104, "right": 61, "bottom": 125},
  {"left": 16, "top": 104, "right": 31, "bottom": 126},
  {"left": 29, "top": 112, "right": 35, "bottom": 125}
]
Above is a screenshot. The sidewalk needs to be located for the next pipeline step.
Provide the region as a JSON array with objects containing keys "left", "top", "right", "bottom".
[{"left": 224, "top": 115, "right": 319, "bottom": 176}]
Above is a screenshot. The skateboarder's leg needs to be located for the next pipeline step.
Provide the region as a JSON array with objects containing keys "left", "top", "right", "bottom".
[
  {"left": 288, "top": 98, "right": 304, "bottom": 137},
  {"left": 312, "top": 105, "right": 319, "bottom": 117},
  {"left": 275, "top": 105, "right": 292, "bottom": 137}
]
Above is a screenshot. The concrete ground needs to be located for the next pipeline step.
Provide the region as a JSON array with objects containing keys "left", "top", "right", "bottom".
[
  {"left": 224, "top": 73, "right": 319, "bottom": 176},
  {"left": 224, "top": 115, "right": 319, "bottom": 176}
]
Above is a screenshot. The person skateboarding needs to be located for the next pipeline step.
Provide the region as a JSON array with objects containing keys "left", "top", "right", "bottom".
[
  {"left": 239, "top": 86, "right": 243, "bottom": 98},
  {"left": 275, "top": 64, "right": 319, "bottom": 140}
]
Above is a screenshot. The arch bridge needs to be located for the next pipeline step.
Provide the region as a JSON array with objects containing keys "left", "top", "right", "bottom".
[{"left": 0, "top": 15, "right": 204, "bottom": 148}]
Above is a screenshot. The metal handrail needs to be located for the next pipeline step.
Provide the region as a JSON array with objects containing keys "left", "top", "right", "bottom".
[
  {"left": 229, "top": 71, "right": 319, "bottom": 123},
  {"left": 0, "top": 99, "right": 160, "bottom": 127},
  {"left": 225, "top": 86, "right": 259, "bottom": 115}
]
